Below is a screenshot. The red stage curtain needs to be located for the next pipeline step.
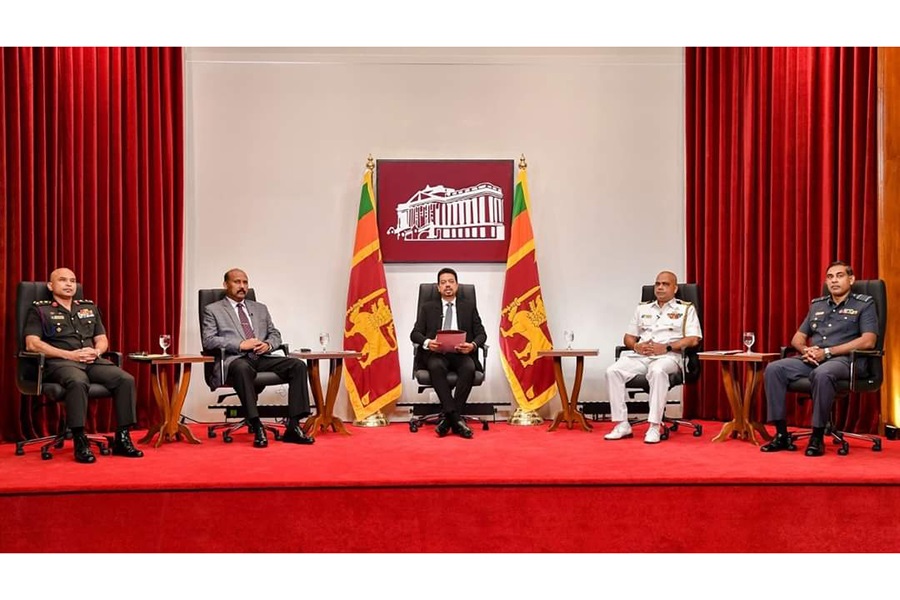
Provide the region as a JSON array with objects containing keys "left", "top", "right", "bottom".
[
  {"left": 0, "top": 47, "right": 184, "bottom": 441},
  {"left": 685, "top": 47, "right": 880, "bottom": 432}
]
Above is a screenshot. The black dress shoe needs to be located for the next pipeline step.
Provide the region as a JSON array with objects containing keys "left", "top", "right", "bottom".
[
  {"left": 253, "top": 423, "right": 268, "bottom": 448},
  {"left": 73, "top": 434, "right": 97, "bottom": 464},
  {"left": 805, "top": 435, "right": 825, "bottom": 457},
  {"left": 282, "top": 424, "right": 315, "bottom": 445},
  {"left": 435, "top": 417, "right": 452, "bottom": 437},
  {"left": 760, "top": 432, "right": 796, "bottom": 453},
  {"left": 451, "top": 419, "right": 474, "bottom": 439},
  {"left": 111, "top": 429, "right": 144, "bottom": 458}
]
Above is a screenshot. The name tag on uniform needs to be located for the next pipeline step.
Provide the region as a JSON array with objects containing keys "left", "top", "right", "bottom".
[
  {"left": 50, "top": 314, "right": 65, "bottom": 320},
  {"left": 814, "top": 311, "right": 825, "bottom": 316}
]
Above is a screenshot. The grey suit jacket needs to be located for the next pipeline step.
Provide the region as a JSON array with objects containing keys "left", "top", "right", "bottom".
[{"left": 201, "top": 297, "right": 284, "bottom": 389}]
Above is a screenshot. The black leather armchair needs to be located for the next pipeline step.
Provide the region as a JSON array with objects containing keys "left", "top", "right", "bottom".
[
  {"left": 406, "top": 282, "right": 493, "bottom": 433},
  {"left": 613, "top": 283, "right": 704, "bottom": 440},
  {"left": 14, "top": 281, "right": 112, "bottom": 459},
  {"left": 197, "top": 288, "right": 290, "bottom": 443},
  {"left": 784, "top": 279, "right": 886, "bottom": 454}
]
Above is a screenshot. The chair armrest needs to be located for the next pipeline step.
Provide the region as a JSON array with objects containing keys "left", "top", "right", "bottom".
[
  {"left": 17, "top": 351, "right": 46, "bottom": 395},
  {"left": 780, "top": 345, "right": 798, "bottom": 359},
  {"left": 480, "top": 343, "right": 489, "bottom": 376},
  {"left": 102, "top": 351, "right": 123, "bottom": 366},
  {"left": 412, "top": 343, "right": 422, "bottom": 379},
  {"left": 615, "top": 345, "right": 627, "bottom": 360},
  {"left": 848, "top": 349, "right": 884, "bottom": 392}
]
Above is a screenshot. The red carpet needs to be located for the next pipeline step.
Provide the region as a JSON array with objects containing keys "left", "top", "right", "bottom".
[{"left": 1, "top": 420, "right": 899, "bottom": 552}]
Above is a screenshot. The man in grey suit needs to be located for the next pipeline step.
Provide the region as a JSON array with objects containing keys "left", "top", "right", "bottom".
[{"left": 201, "top": 268, "right": 313, "bottom": 447}]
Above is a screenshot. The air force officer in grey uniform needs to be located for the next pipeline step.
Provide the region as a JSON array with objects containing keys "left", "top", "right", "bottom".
[{"left": 761, "top": 261, "right": 877, "bottom": 457}]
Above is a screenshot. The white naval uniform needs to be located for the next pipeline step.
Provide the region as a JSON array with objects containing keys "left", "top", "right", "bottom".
[{"left": 606, "top": 297, "right": 703, "bottom": 424}]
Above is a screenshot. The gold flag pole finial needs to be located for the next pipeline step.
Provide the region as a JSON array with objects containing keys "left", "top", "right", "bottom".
[
  {"left": 518, "top": 154, "right": 527, "bottom": 171},
  {"left": 366, "top": 154, "right": 375, "bottom": 172}
]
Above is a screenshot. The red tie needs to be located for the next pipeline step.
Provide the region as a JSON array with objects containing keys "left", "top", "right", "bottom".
[{"left": 236, "top": 303, "right": 254, "bottom": 339}]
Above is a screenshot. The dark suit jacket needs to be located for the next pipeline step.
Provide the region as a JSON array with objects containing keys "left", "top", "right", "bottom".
[{"left": 410, "top": 296, "right": 487, "bottom": 371}]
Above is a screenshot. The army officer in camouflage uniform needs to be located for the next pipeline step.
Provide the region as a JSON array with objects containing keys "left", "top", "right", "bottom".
[
  {"left": 24, "top": 268, "right": 144, "bottom": 463},
  {"left": 761, "top": 261, "right": 877, "bottom": 457}
]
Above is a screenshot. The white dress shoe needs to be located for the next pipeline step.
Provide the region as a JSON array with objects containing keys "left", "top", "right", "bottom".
[
  {"left": 644, "top": 424, "right": 662, "bottom": 444},
  {"left": 604, "top": 421, "right": 633, "bottom": 440}
]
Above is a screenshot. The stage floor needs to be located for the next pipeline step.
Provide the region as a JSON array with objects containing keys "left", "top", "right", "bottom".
[
  {"left": 4, "top": 420, "right": 900, "bottom": 553},
  {"left": 2, "top": 419, "right": 898, "bottom": 494}
]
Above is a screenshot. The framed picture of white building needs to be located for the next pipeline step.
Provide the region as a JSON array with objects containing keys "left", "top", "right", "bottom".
[{"left": 376, "top": 159, "right": 514, "bottom": 263}]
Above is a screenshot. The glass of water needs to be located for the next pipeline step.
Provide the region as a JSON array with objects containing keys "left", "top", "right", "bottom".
[
  {"left": 159, "top": 333, "right": 172, "bottom": 356},
  {"left": 563, "top": 330, "right": 575, "bottom": 349},
  {"left": 318, "top": 332, "right": 330, "bottom": 352},
  {"left": 742, "top": 331, "right": 756, "bottom": 353}
]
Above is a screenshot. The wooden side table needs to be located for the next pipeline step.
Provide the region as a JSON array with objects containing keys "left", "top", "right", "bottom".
[
  {"left": 129, "top": 354, "right": 213, "bottom": 447},
  {"left": 698, "top": 351, "right": 779, "bottom": 444},
  {"left": 290, "top": 350, "right": 362, "bottom": 438},
  {"left": 538, "top": 349, "right": 599, "bottom": 432}
]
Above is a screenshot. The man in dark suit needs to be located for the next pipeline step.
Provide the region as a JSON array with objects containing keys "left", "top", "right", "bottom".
[
  {"left": 201, "top": 268, "right": 314, "bottom": 447},
  {"left": 410, "top": 267, "right": 487, "bottom": 439}
]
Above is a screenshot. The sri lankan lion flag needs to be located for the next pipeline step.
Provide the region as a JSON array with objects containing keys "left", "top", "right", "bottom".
[
  {"left": 499, "top": 166, "right": 557, "bottom": 411},
  {"left": 343, "top": 166, "right": 402, "bottom": 420}
]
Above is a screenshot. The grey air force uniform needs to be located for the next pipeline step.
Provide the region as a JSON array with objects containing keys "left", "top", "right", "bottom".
[
  {"left": 764, "top": 293, "right": 878, "bottom": 427},
  {"left": 23, "top": 299, "right": 136, "bottom": 429},
  {"left": 606, "top": 298, "right": 703, "bottom": 424}
]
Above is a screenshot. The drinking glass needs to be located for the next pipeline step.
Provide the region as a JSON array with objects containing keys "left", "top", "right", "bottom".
[
  {"left": 742, "top": 331, "right": 756, "bottom": 353},
  {"left": 563, "top": 330, "right": 575, "bottom": 349},
  {"left": 318, "top": 332, "right": 330, "bottom": 352},
  {"left": 159, "top": 333, "right": 172, "bottom": 356}
]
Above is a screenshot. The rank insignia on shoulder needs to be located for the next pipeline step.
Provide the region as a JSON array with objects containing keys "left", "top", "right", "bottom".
[
  {"left": 74, "top": 299, "right": 94, "bottom": 305},
  {"left": 812, "top": 295, "right": 829, "bottom": 302},
  {"left": 851, "top": 293, "right": 873, "bottom": 302},
  {"left": 32, "top": 300, "right": 51, "bottom": 306}
]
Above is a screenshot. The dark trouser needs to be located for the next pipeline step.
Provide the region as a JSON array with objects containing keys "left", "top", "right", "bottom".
[
  {"left": 227, "top": 355, "right": 311, "bottom": 419},
  {"left": 45, "top": 363, "right": 137, "bottom": 429},
  {"left": 425, "top": 352, "right": 477, "bottom": 416},
  {"left": 764, "top": 356, "right": 851, "bottom": 428}
]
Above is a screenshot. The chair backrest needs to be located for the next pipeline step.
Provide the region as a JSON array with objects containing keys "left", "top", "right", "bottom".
[
  {"left": 197, "top": 288, "right": 259, "bottom": 386},
  {"left": 639, "top": 282, "right": 703, "bottom": 384},
  {"left": 417, "top": 282, "right": 476, "bottom": 309},
  {"left": 820, "top": 279, "right": 887, "bottom": 386},
  {"left": 819, "top": 279, "right": 887, "bottom": 351},
  {"left": 413, "top": 282, "right": 484, "bottom": 387},
  {"left": 16, "top": 281, "right": 86, "bottom": 353},
  {"left": 197, "top": 288, "right": 258, "bottom": 332}
]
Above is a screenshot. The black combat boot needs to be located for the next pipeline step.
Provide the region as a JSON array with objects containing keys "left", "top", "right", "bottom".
[
  {"left": 73, "top": 433, "right": 97, "bottom": 464},
  {"left": 111, "top": 428, "right": 144, "bottom": 458}
]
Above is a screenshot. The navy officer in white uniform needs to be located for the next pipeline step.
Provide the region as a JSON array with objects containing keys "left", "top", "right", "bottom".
[{"left": 604, "top": 270, "right": 702, "bottom": 444}]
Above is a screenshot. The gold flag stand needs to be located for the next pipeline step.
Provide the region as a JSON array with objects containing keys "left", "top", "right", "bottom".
[
  {"left": 353, "top": 410, "right": 390, "bottom": 427},
  {"left": 508, "top": 407, "right": 544, "bottom": 426}
]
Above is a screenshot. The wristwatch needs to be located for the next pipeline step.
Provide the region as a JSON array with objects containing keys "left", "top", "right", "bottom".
[
  {"left": 666, "top": 344, "right": 673, "bottom": 352},
  {"left": 824, "top": 348, "right": 832, "bottom": 360}
]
